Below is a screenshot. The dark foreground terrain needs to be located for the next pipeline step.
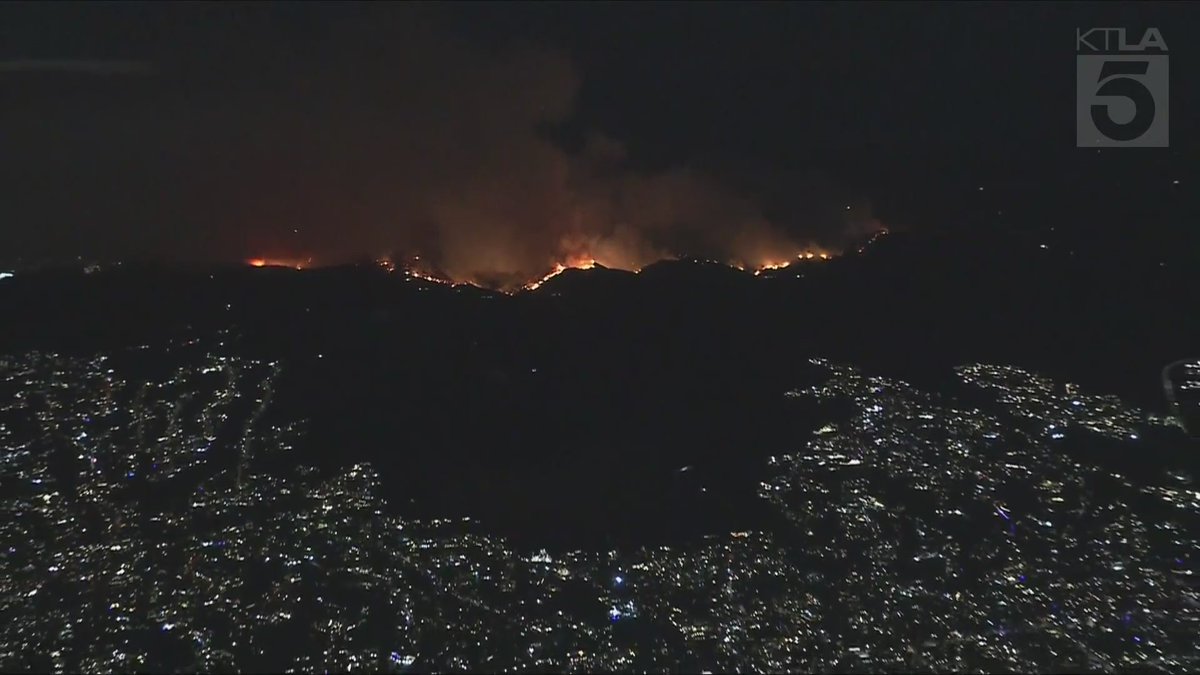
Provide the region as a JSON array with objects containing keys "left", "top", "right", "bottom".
[{"left": 1, "top": 229, "right": 1198, "bottom": 671}]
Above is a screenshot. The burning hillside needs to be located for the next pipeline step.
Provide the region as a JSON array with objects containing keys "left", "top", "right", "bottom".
[
  {"left": 243, "top": 234, "right": 882, "bottom": 294},
  {"left": 246, "top": 257, "right": 313, "bottom": 270}
]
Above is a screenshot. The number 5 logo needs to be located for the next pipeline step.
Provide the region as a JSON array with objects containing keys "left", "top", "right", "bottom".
[{"left": 1077, "top": 55, "right": 1169, "bottom": 147}]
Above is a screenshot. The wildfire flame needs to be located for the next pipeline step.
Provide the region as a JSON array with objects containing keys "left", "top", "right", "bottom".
[
  {"left": 405, "top": 268, "right": 457, "bottom": 286},
  {"left": 752, "top": 250, "right": 831, "bottom": 275},
  {"left": 246, "top": 257, "right": 310, "bottom": 270},
  {"left": 245, "top": 236, "right": 871, "bottom": 293},
  {"left": 524, "top": 256, "right": 597, "bottom": 291}
]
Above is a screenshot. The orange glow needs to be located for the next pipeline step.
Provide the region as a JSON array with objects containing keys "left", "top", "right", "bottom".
[
  {"left": 246, "top": 257, "right": 309, "bottom": 270},
  {"left": 749, "top": 249, "right": 831, "bottom": 275},
  {"left": 855, "top": 228, "right": 890, "bottom": 253},
  {"left": 247, "top": 240, "right": 855, "bottom": 291},
  {"left": 754, "top": 260, "right": 792, "bottom": 276},
  {"left": 404, "top": 268, "right": 455, "bottom": 286},
  {"left": 524, "top": 255, "right": 597, "bottom": 291}
]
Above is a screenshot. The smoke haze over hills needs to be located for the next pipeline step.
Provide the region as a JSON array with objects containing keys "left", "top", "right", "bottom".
[{"left": 0, "top": 5, "right": 879, "bottom": 284}]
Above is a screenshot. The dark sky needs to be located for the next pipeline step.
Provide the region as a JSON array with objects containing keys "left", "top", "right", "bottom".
[{"left": 1, "top": 2, "right": 1195, "bottom": 276}]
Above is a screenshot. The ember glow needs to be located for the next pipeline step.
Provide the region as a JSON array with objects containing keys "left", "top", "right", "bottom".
[
  {"left": 751, "top": 250, "right": 832, "bottom": 276},
  {"left": 405, "top": 268, "right": 458, "bottom": 287},
  {"left": 518, "top": 246, "right": 835, "bottom": 288},
  {"left": 855, "top": 228, "right": 891, "bottom": 254},
  {"left": 246, "top": 257, "right": 312, "bottom": 270},
  {"left": 248, "top": 238, "right": 858, "bottom": 293},
  {"left": 524, "top": 256, "right": 597, "bottom": 291},
  {"left": 220, "top": 22, "right": 885, "bottom": 292}
]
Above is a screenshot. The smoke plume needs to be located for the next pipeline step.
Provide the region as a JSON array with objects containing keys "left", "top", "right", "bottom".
[{"left": 0, "top": 6, "right": 879, "bottom": 285}]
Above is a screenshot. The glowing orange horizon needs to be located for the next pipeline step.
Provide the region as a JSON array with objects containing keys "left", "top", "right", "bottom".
[
  {"left": 250, "top": 251, "right": 827, "bottom": 287},
  {"left": 245, "top": 257, "right": 310, "bottom": 270},
  {"left": 751, "top": 249, "right": 832, "bottom": 275},
  {"left": 244, "top": 233, "right": 889, "bottom": 293},
  {"left": 524, "top": 255, "right": 597, "bottom": 291}
]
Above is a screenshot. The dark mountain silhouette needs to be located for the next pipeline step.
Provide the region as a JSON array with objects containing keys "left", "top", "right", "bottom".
[{"left": 1, "top": 228, "right": 1194, "bottom": 546}]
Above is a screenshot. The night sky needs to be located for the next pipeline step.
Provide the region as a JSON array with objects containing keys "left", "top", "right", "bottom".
[{"left": 1, "top": 2, "right": 1195, "bottom": 277}]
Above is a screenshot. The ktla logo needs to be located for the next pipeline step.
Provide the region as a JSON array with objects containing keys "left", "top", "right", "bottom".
[{"left": 1077, "top": 28, "right": 1168, "bottom": 147}]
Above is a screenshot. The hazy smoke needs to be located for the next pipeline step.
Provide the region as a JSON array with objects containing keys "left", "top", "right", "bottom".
[{"left": 0, "top": 6, "right": 880, "bottom": 283}]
